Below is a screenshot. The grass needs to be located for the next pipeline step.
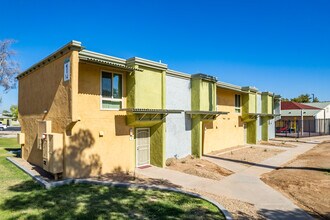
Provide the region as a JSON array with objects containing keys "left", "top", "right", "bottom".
[{"left": 0, "top": 138, "right": 225, "bottom": 220}]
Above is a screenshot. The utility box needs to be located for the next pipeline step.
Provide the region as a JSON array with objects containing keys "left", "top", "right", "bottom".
[
  {"left": 42, "top": 133, "right": 63, "bottom": 175},
  {"left": 17, "top": 133, "right": 25, "bottom": 145},
  {"left": 37, "top": 120, "right": 52, "bottom": 150}
]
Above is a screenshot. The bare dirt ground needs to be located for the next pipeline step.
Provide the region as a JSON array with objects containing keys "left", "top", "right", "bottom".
[
  {"left": 166, "top": 156, "right": 233, "bottom": 180},
  {"left": 191, "top": 189, "right": 265, "bottom": 220},
  {"left": 261, "top": 141, "right": 330, "bottom": 219},
  {"left": 211, "top": 146, "right": 285, "bottom": 167},
  {"left": 260, "top": 140, "right": 296, "bottom": 148},
  {"left": 209, "top": 145, "right": 247, "bottom": 155}
]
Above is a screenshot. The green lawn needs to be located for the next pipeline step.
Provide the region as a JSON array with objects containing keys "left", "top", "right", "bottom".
[{"left": 0, "top": 138, "right": 225, "bottom": 220}]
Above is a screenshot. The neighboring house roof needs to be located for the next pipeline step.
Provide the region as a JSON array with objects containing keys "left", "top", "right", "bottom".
[
  {"left": 0, "top": 114, "right": 14, "bottom": 119},
  {"left": 281, "top": 109, "right": 320, "bottom": 117},
  {"left": 281, "top": 101, "right": 321, "bottom": 110},
  {"left": 303, "top": 102, "right": 330, "bottom": 109}
]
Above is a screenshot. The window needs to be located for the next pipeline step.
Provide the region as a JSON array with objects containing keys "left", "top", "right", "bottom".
[
  {"left": 101, "top": 71, "right": 122, "bottom": 110},
  {"left": 235, "top": 94, "right": 241, "bottom": 113}
]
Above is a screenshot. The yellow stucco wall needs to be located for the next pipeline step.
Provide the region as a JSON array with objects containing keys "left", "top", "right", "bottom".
[
  {"left": 18, "top": 51, "right": 77, "bottom": 167},
  {"left": 64, "top": 63, "right": 135, "bottom": 178},
  {"left": 203, "top": 88, "right": 245, "bottom": 154}
]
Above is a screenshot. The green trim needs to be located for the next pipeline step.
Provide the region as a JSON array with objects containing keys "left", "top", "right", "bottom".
[
  {"left": 150, "top": 123, "right": 165, "bottom": 167},
  {"left": 247, "top": 120, "right": 257, "bottom": 144},
  {"left": 261, "top": 117, "right": 269, "bottom": 141},
  {"left": 191, "top": 115, "right": 202, "bottom": 157},
  {"left": 190, "top": 76, "right": 217, "bottom": 157}
]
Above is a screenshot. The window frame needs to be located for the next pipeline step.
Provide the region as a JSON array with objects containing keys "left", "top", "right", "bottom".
[
  {"left": 235, "top": 94, "right": 241, "bottom": 113},
  {"left": 100, "top": 70, "right": 123, "bottom": 111}
]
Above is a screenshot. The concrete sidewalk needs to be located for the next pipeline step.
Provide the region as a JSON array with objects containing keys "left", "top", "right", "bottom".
[{"left": 136, "top": 141, "right": 320, "bottom": 220}]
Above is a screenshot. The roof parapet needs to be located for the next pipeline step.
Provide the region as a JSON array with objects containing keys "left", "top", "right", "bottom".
[
  {"left": 79, "top": 50, "right": 126, "bottom": 65},
  {"left": 216, "top": 81, "right": 245, "bottom": 92},
  {"left": 79, "top": 49, "right": 142, "bottom": 72},
  {"left": 17, "top": 40, "right": 83, "bottom": 79},
  {"left": 166, "top": 69, "right": 191, "bottom": 79},
  {"left": 274, "top": 94, "right": 281, "bottom": 100},
  {"left": 242, "top": 86, "right": 258, "bottom": 93},
  {"left": 126, "top": 57, "right": 167, "bottom": 70},
  {"left": 262, "top": 91, "right": 274, "bottom": 96},
  {"left": 192, "top": 73, "right": 217, "bottom": 82}
]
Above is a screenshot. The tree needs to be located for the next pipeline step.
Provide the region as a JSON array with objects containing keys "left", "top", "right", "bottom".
[
  {"left": 291, "top": 94, "right": 311, "bottom": 103},
  {"left": 287, "top": 93, "right": 320, "bottom": 103},
  {"left": 10, "top": 105, "right": 18, "bottom": 119},
  {"left": 2, "top": 110, "right": 11, "bottom": 116},
  {"left": 0, "top": 39, "right": 19, "bottom": 94}
]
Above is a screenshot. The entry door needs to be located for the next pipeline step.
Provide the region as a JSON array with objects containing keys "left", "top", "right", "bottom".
[
  {"left": 136, "top": 128, "right": 150, "bottom": 167},
  {"left": 243, "top": 123, "right": 247, "bottom": 144}
]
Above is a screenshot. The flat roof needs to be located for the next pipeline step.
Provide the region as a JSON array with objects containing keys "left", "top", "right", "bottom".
[{"left": 17, "top": 40, "right": 279, "bottom": 97}]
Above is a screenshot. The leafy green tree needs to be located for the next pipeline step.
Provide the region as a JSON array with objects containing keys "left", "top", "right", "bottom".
[
  {"left": 10, "top": 105, "right": 18, "bottom": 119},
  {"left": 291, "top": 94, "right": 311, "bottom": 103},
  {"left": 288, "top": 94, "right": 320, "bottom": 103},
  {"left": 312, "top": 97, "right": 319, "bottom": 102}
]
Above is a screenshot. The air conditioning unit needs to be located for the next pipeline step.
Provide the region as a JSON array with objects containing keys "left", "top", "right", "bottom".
[{"left": 42, "top": 133, "right": 63, "bottom": 175}]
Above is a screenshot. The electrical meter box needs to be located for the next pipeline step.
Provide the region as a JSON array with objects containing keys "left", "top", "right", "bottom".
[
  {"left": 37, "top": 120, "right": 52, "bottom": 150},
  {"left": 42, "top": 133, "right": 63, "bottom": 174}
]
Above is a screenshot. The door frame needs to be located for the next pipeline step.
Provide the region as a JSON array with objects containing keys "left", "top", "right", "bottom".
[{"left": 135, "top": 127, "right": 151, "bottom": 167}]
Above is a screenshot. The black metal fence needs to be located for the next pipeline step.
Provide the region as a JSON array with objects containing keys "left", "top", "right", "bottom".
[{"left": 276, "top": 119, "right": 330, "bottom": 138}]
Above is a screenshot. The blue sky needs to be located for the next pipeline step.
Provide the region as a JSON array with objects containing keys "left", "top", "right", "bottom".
[{"left": 1, "top": 0, "right": 329, "bottom": 111}]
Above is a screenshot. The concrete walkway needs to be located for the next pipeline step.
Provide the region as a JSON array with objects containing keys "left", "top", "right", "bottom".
[
  {"left": 202, "top": 155, "right": 248, "bottom": 173},
  {"left": 136, "top": 140, "right": 324, "bottom": 220}
]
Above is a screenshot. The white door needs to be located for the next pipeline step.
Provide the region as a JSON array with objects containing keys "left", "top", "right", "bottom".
[
  {"left": 136, "top": 128, "right": 150, "bottom": 167},
  {"left": 243, "top": 123, "right": 247, "bottom": 144}
]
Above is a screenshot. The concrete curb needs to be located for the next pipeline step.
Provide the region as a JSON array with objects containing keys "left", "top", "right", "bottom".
[{"left": 6, "top": 157, "right": 233, "bottom": 220}]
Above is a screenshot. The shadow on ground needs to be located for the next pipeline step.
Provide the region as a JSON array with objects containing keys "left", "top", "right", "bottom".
[
  {"left": 204, "top": 155, "right": 330, "bottom": 173},
  {"left": 258, "top": 208, "right": 329, "bottom": 220},
  {"left": 95, "top": 170, "right": 181, "bottom": 189},
  {"left": 1, "top": 180, "right": 224, "bottom": 220}
]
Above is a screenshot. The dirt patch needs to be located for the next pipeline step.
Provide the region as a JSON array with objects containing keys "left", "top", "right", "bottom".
[
  {"left": 190, "top": 189, "right": 265, "bottom": 220},
  {"left": 260, "top": 141, "right": 296, "bottom": 148},
  {"left": 215, "top": 146, "right": 285, "bottom": 167},
  {"left": 261, "top": 141, "right": 330, "bottom": 219},
  {"left": 209, "top": 145, "right": 246, "bottom": 156},
  {"left": 166, "top": 156, "right": 233, "bottom": 180}
]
